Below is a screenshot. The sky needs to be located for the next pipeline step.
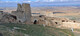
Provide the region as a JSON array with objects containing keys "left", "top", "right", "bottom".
[
  {"left": 0, "top": 0, "right": 80, "bottom": 7},
  {"left": 0, "top": 0, "right": 80, "bottom": 2}
]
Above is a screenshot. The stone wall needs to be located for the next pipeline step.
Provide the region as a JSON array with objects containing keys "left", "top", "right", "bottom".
[
  {"left": 0, "top": 11, "right": 19, "bottom": 23},
  {"left": 32, "top": 15, "right": 74, "bottom": 26}
]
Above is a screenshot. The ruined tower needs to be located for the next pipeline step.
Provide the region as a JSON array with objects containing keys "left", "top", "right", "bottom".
[
  {"left": 22, "top": 3, "right": 31, "bottom": 23},
  {"left": 12, "top": 3, "right": 31, "bottom": 24}
]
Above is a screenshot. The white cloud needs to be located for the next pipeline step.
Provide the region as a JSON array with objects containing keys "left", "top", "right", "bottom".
[
  {"left": 0, "top": 0, "right": 31, "bottom": 3},
  {"left": 0, "top": 0, "right": 80, "bottom": 3},
  {"left": 23, "top": 1, "right": 31, "bottom": 3},
  {"left": 50, "top": 0, "right": 55, "bottom": 2},
  {"left": 34, "top": 0, "right": 80, "bottom": 2}
]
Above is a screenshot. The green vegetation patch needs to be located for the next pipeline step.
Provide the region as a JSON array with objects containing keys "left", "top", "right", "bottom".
[{"left": 0, "top": 23, "right": 74, "bottom": 36}]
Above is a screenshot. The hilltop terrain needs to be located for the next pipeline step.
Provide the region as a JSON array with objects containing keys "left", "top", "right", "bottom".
[{"left": 0, "top": 5, "right": 80, "bottom": 36}]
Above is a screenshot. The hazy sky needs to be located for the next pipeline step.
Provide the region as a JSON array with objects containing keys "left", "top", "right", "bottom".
[
  {"left": 0, "top": 0, "right": 80, "bottom": 2},
  {"left": 0, "top": 0, "right": 80, "bottom": 7}
]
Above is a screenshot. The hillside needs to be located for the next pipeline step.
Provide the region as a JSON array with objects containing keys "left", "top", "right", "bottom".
[{"left": 0, "top": 23, "right": 74, "bottom": 36}]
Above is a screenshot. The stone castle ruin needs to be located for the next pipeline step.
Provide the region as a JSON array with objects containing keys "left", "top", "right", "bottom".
[
  {"left": 32, "top": 16, "right": 74, "bottom": 26},
  {"left": 0, "top": 3, "right": 31, "bottom": 24},
  {"left": 0, "top": 3, "right": 77, "bottom": 27}
]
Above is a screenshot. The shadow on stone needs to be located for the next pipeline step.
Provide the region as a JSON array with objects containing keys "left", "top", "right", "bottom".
[{"left": 0, "top": 33, "right": 3, "bottom": 36}]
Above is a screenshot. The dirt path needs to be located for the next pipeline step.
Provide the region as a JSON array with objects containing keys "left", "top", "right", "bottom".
[{"left": 59, "top": 31, "right": 71, "bottom": 36}]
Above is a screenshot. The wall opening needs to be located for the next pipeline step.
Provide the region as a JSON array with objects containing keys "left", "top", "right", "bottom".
[
  {"left": 33, "top": 20, "right": 37, "bottom": 24},
  {"left": 10, "top": 15, "right": 17, "bottom": 20},
  {"left": 62, "top": 20, "right": 65, "bottom": 22},
  {"left": 55, "top": 22, "right": 58, "bottom": 24}
]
